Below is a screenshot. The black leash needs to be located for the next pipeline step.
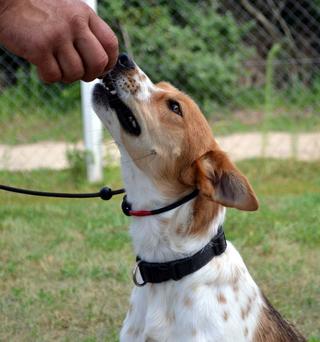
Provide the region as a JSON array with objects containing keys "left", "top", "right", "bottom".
[
  {"left": 0, "top": 184, "right": 125, "bottom": 201},
  {"left": 0, "top": 184, "right": 198, "bottom": 216},
  {"left": 1, "top": 183, "right": 227, "bottom": 285}
]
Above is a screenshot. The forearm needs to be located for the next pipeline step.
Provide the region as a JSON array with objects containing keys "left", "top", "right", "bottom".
[{"left": 0, "top": 0, "right": 118, "bottom": 83}]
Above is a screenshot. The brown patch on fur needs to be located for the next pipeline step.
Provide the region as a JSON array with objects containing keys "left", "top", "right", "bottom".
[
  {"left": 175, "top": 224, "right": 185, "bottom": 236},
  {"left": 180, "top": 147, "right": 258, "bottom": 236},
  {"left": 223, "top": 311, "right": 229, "bottom": 321},
  {"left": 253, "top": 294, "right": 306, "bottom": 342},
  {"left": 217, "top": 293, "right": 227, "bottom": 304},
  {"left": 145, "top": 337, "right": 157, "bottom": 342},
  {"left": 184, "top": 296, "right": 193, "bottom": 307},
  {"left": 121, "top": 72, "right": 141, "bottom": 95},
  {"left": 231, "top": 267, "right": 241, "bottom": 284},
  {"left": 244, "top": 327, "right": 249, "bottom": 337},
  {"left": 117, "top": 67, "right": 258, "bottom": 238},
  {"left": 241, "top": 307, "right": 246, "bottom": 320},
  {"left": 241, "top": 297, "right": 253, "bottom": 320},
  {"left": 189, "top": 193, "right": 221, "bottom": 235},
  {"left": 241, "top": 303, "right": 251, "bottom": 320},
  {"left": 192, "top": 150, "right": 259, "bottom": 211},
  {"left": 159, "top": 218, "right": 169, "bottom": 226}
]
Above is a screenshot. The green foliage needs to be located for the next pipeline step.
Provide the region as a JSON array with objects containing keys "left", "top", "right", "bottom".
[
  {"left": 67, "top": 149, "right": 88, "bottom": 186},
  {"left": 264, "top": 43, "right": 281, "bottom": 115},
  {"left": 99, "top": 0, "right": 250, "bottom": 114},
  {"left": 0, "top": 1, "right": 318, "bottom": 128}
]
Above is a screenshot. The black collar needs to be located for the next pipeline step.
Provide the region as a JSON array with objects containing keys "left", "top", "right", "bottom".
[{"left": 133, "top": 226, "right": 227, "bottom": 286}]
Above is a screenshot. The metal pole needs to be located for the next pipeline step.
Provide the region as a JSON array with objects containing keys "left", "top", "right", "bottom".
[{"left": 81, "top": 0, "right": 103, "bottom": 182}]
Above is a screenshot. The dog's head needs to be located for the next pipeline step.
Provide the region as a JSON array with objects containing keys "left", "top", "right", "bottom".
[{"left": 93, "top": 53, "right": 258, "bottom": 212}]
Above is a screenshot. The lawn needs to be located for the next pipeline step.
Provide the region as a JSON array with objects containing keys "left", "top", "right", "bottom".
[
  {"left": 0, "top": 159, "right": 319, "bottom": 341},
  {"left": 1, "top": 106, "right": 320, "bottom": 145}
]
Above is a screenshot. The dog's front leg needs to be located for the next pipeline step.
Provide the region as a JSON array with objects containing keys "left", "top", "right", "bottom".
[{"left": 120, "top": 287, "right": 147, "bottom": 342}]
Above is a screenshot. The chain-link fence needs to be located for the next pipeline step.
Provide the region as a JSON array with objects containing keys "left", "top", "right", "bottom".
[{"left": 0, "top": 0, "right": 320, "bottom": 174}]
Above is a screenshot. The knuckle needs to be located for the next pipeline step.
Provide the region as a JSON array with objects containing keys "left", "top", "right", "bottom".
[
  {"left": 70, "top": 14, "right": 88, "bottom": 33},
  {"left": 84, "top": 54, "right": 109, "bottom": 81},
  {"left": 95, "top": 54, "right": 109, "bottom": 73},
  {"left": 82, "top": 74, "right": 95, "bottom": 82},
  {"left": 50, "top": 27, "right": 68, "bottom": 45},
  {"left": 108, "top": 34, "right": 119, "bottom": 52},
  {"left": 64, "top": 68, "right": 84, "bottom": 83},
  {"left": 44, "top": 72, "right": 61, "bottom": 83},
  {"left": 34, "top": 39, "right": 48, "bottom": 54},
  {"left": 38, "top": 66, "right": 61, "bottom": 83},
  {"left": 103, "top": 35, "right": 119, "bottom": 70}
]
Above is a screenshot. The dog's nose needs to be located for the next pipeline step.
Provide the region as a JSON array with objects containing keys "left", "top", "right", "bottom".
[{"left": 117, "top": 53, "right": 135, "bottom": 69}]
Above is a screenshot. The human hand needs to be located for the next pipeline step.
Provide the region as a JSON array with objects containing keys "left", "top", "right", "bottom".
[{"left": 0, "top": 0, "right": 118, "bottom": 83}]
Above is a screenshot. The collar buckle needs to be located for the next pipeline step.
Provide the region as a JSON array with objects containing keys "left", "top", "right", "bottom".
[{"left": 132, "top": 261, "right": 147, "bottom": 287}]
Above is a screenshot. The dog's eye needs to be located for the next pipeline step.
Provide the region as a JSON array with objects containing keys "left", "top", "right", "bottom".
[{"left": 167, "top": 100, "right": 182, "bottom": 116}]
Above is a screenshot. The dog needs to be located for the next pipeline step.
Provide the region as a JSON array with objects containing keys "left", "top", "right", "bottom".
[{"left": 93, "top": 54, "right": 305, "bottom": 342}]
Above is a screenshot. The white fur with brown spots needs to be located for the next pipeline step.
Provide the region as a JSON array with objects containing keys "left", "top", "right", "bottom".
[{"left": 93, "top": 55, "right": 305, "bottom": 342}]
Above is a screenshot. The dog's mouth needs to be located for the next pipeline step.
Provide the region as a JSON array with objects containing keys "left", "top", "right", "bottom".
[{"left": 101, "top": 73, "right": 141, "bottom": 136}]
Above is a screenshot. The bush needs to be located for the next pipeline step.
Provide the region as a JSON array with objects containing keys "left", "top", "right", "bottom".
[{"left": 99, "top": 0, "right": 250, "bottom": 114}]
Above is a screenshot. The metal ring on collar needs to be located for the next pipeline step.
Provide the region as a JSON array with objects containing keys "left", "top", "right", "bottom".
[{"left": 132, "top": 261, "right": 147, "bottom": 287}]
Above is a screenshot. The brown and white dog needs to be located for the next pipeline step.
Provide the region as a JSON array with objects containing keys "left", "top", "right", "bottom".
[{"left": 93, "top": 54, "right": 305, "bottom": 342}]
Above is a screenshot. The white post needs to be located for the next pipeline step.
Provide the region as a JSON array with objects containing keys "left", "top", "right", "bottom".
[{"left": 81, "top": 0, "right": 103, "bottom": 182}]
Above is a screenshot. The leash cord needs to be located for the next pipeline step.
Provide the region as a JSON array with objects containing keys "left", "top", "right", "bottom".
[
  {"left": 0, "top": 185, "right": 199, "bottom": 216},
  {"left": 0, "top": 184, "right": 125, "bottom": 201}
]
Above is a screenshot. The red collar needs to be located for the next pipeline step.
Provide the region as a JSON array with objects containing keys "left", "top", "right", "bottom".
[{"left": 121, "top": 189, "right": 199, "bottom": 217}]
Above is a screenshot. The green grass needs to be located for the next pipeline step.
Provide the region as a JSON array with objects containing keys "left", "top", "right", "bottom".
[
  {"left": 0, "top": 109, "right": 83, "bottom": 144},
  {"left": 1, "top": 106, "right": 319, "bottom": 144},
  {"left": 210, "top": 108, "right": 320, "bottom": 136},
  {"left": 0, "top": 73, "right": 82, "bottom": 144},
  {"left": 0, "top": 159, "right": 319, "bottom": 341},
  {"left": 1, "top": 89, "right": 320, "bottom": 144}
]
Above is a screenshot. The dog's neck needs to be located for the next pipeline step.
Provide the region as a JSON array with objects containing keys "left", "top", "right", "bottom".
[{"left": 120, "top": 151, "right": 226, "bottom": 263}]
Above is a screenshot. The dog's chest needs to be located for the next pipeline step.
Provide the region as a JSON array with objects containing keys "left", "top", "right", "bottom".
[{"left": 120, "top": 244, "right": 263, "bottom": 342}]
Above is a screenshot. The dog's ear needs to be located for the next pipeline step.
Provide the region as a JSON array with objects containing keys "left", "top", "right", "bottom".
[{"left": 185, "top": 150, "right": 258, "bottom": 211}]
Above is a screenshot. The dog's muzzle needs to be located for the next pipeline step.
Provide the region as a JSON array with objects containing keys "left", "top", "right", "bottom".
[{"left": 93, "top": 53, "right": 141, "bottom": 136}]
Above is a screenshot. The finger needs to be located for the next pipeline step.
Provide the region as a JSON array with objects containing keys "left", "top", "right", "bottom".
[
  {"left": 56, "top": 44, "right": 85, "bottom": 83},
  {"left": 37, "top": 55, "right": 62, "bottom": 84},
  {"left": 89, "top": 13, "right": 119, "bottom": 72},
  {"left": 74, "top": 31, "right": 109, "bottom": 82}
]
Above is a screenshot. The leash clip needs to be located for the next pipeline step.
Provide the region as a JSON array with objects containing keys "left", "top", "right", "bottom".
[
  {"left": 121, "top": 195, "right": 132, "bottom": 216},
  {"left": 132, "top": 261, "right": 147, "bottom": 287}
]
